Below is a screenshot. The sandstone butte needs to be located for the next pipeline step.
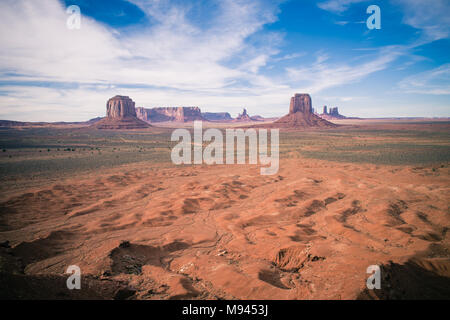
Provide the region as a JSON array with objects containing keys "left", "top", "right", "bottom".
[
  {"left": 234, "top": 108, "right": 252, "bottom": 122},
  {"left": 320, "top": 105, "right": 347, "bottom": 120},
  {"left": 94, "top": 96, "right": 150, "bottom": 129},
  {"left": 202, "top": 112, "right": 233, "bottom": 121},
  {"left": 274, "top": 93, "right": 335, "bottom": 128}
]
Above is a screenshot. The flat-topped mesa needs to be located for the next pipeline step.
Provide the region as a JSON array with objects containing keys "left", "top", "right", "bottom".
[
  {"left": 273, "top": 93, "right": 335, "bottom": 128},
  {"left": 289, "top": 94, "right": 312, "bottom": 115},
  {"left": 136, "top": 106, "right": 204, "bottom": 123},
  {"left": 94, "top": 96, "right": 150, "bottom": 129},
  {"left": 202, "top": 112, "right": 233, "bottom": 121},
  {"left": 182, "top": 107, "right": 204, "bottom": 122},
  {"left": 107, "top": 96, "right": 136, "bottom": 118}
]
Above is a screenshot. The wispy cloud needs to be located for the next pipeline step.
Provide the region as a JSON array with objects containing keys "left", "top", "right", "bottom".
[
  {"left": 393, "top": 0, "right": 450, "bottom": 42},
  {"left": 317, "top": 0, "right": 369, "bottom": 14},
  {"left": 319, "top": 0, "right": 450, "bottom": 43},
  {"left": 0, "top": 0, "right": 281, "bottom": 90},
  {"left": 399, "top": 64, "right": 450, "bottom": 95},
  {"left": 286, "top": 47, "right": 401, "bottom": 94},
  {"left": 0, "top": 0, "right": 447, "bottom": 121},
  {"left": 0, "top": 0, "right": 288, "bottom": 120}
]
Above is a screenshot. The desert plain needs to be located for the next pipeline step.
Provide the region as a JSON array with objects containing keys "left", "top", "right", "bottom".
[{"left": 0, "top": 119, "right": 449, "bottom": 300}]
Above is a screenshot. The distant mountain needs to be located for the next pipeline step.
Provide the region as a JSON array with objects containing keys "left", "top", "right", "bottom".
[
  {"left": 0, "top": 117, "right": 104, "bottom": 128},
  {"left": 272, "top": 94, "right": 335, "bottom": 128},
  {"left": 250, "top": 115, "right": 265, "bottom": 121},
  {"left": 94, "top": 96, "right": 150, "bottom": 129},
  {"left": 234, "top": 108, "right": 252, "bottom": 122},
  {"left": 202, "top": 112, "right": 233, "bottom": 121},
  {"left": 319, "top": 106, "right": 347, "bottom": 120}
]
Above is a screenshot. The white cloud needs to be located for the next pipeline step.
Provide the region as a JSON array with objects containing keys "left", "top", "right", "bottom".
[
  {"left": 334, "top": 21, "right": 350, "bottom": 26},
  {"left": 286, "top": 47, "right": 400, "bottom": 94},
  {"left": 393, "top": 0, "right": 450, "bottom": 42},
  {"left": 272, "top": 52, "right": 306, "bottom": 62},
  {"left": 317, "top": 0, "right": 369, "bottom": 13},
  {"left": 399, "top": 64, "right": 450, "bottom": 95},
  {"left": 0, "top": 0, "right": 291, "bottom": 120},
  {"left": 0, "top": 0, "right": 432, "bottom": 121},
  {"left": 319, "top": 0, "right": 450, "bottom": 42},
  {"left": 0, "top": 0, "right": 281, "bottom": 90}
]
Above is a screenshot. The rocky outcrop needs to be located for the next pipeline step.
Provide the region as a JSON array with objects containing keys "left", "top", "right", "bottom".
[
  {"left": 289, "top": 94, "right": 313, "bottom": 115},
  {"left": 250, "top": 115, "right": 265, "bottom": 121},
  {"left": 94, "top": 96, "right": 150, "bottom": 129},
  {"left": 136, "top": 107, "right": 204, "bottom": 123},
  {"left": 320, "top": 106, "right": 347, "bottom": 120},
  {"left": 106, "top": 96, "right": 136, "bottom": 118},
  {"left": 135, "top": 107, "right": 152, "bottom": 122},
  {"left": 273, "top": 94, "right": 335, "bottom": 128},
  {"left": 234, "top": 108, "right": 252, "bottom": 122},
  {"left": 202, "top": 112, "right": 233, "bottom": 121}
]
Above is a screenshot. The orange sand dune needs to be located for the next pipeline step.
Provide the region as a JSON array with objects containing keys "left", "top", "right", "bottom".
[{"left": 0, "top": 158, "right": 449, "bottom": 299}]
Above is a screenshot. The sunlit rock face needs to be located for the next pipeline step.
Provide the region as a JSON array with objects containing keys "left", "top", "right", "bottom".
[
  {"left": 274, "top": 93, "right": 335, "bottom": 128},
  {"left": 289, "top": 94, "right": 312, "bottom": 115},
  {"left": 106, "top": 96, "right": 137, "bottom": 119}
]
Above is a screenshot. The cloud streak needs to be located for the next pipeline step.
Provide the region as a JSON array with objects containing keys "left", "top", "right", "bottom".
[
  {"left": 399, "top": 64, "right": 450, "bottom": 95},
  {"left": 286, "top": 47, "right": 401, "bottom": 94},
  {"left": 317, "top": 0, "right": 369, "bottom": 14},
  {"left": 393, "top": 0, "right": 450, "bottom": 42}
]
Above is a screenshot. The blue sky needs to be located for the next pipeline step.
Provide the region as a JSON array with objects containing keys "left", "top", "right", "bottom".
[{"left": 0, "top": 0, "right": 448, "bottom": 121}]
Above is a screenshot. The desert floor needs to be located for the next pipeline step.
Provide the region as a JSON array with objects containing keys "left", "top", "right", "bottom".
[{"left": 0, "top": 120, "right": 449, "bottom": 299}]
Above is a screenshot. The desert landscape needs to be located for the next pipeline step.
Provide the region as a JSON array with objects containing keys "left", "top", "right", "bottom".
[
  {"left": 0, "top": 93, "right": 449, "bottom": 300},
  {"left": 1, "top": 0, "right": 449, "bottom": 303}
]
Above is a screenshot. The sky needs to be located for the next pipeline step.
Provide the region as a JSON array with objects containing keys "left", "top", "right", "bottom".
[{"left": 0, "top": 0, "right": 449, "bottom": 121}]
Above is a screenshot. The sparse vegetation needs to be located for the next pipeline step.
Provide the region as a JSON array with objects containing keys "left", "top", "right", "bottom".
[{"left": 0, "top": 124, "right": 448, "bottom": 192}]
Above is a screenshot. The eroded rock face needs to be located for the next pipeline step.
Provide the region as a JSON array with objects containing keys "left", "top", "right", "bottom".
[
  {"left": 289, "top": 94, "right": 312, "bottom": 115},
  {"left": 329, "top": 107, "right": 339, "bottom": 117},
  {"left": 135, "top": 107, "right": 151, "bottom": 122},
  {"left": 107, "top": 96, "right": 136, "bottom": 119},
  {"left": 320, "top": 106, "right": 346, "bottom": 120},
  {"left": 235, "top": 108, "right": 252, "bottom": 121},
  {"left": 136, "top": 107, "right": 204, "bottom": 123},
  {"left": 202, "top": 112, "right": 233, "bottom": 121},
  {"left": 273, "top": 93, "right": 335, "bottom": 128},
  {"left": 94, "top": 96, "right": 150, "bottom": 129}
]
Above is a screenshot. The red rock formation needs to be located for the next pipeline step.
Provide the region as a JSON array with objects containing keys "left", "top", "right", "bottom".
[
  {"left": 202, "top": 112, "right": 233, "bottom": 121},
  {"left": 94, "top": 96, "right": 150, "bottom": 129},
  {"left": 320, "top": 106, "right": 347, "bottom": 120},
  {"left": 274, "top": 94, "right": 335, "bottom": 128},
  {"left": 289, "top": 94, "right": 312, "bottom": 115},
  {"left": 136, "top": 107, "right": 204, "bottom": 123},
  {"left": 250, "top": 115, "right": 265, "bottom": 121},
  {"left": 107, "top": 96, "right": 137, "bottom": 118},
  {"left": 234, "top": 108, "right": 252, "bottom": 122},
  {"left": 135, "top": 107, "right": 152, "bottom": 122}
]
